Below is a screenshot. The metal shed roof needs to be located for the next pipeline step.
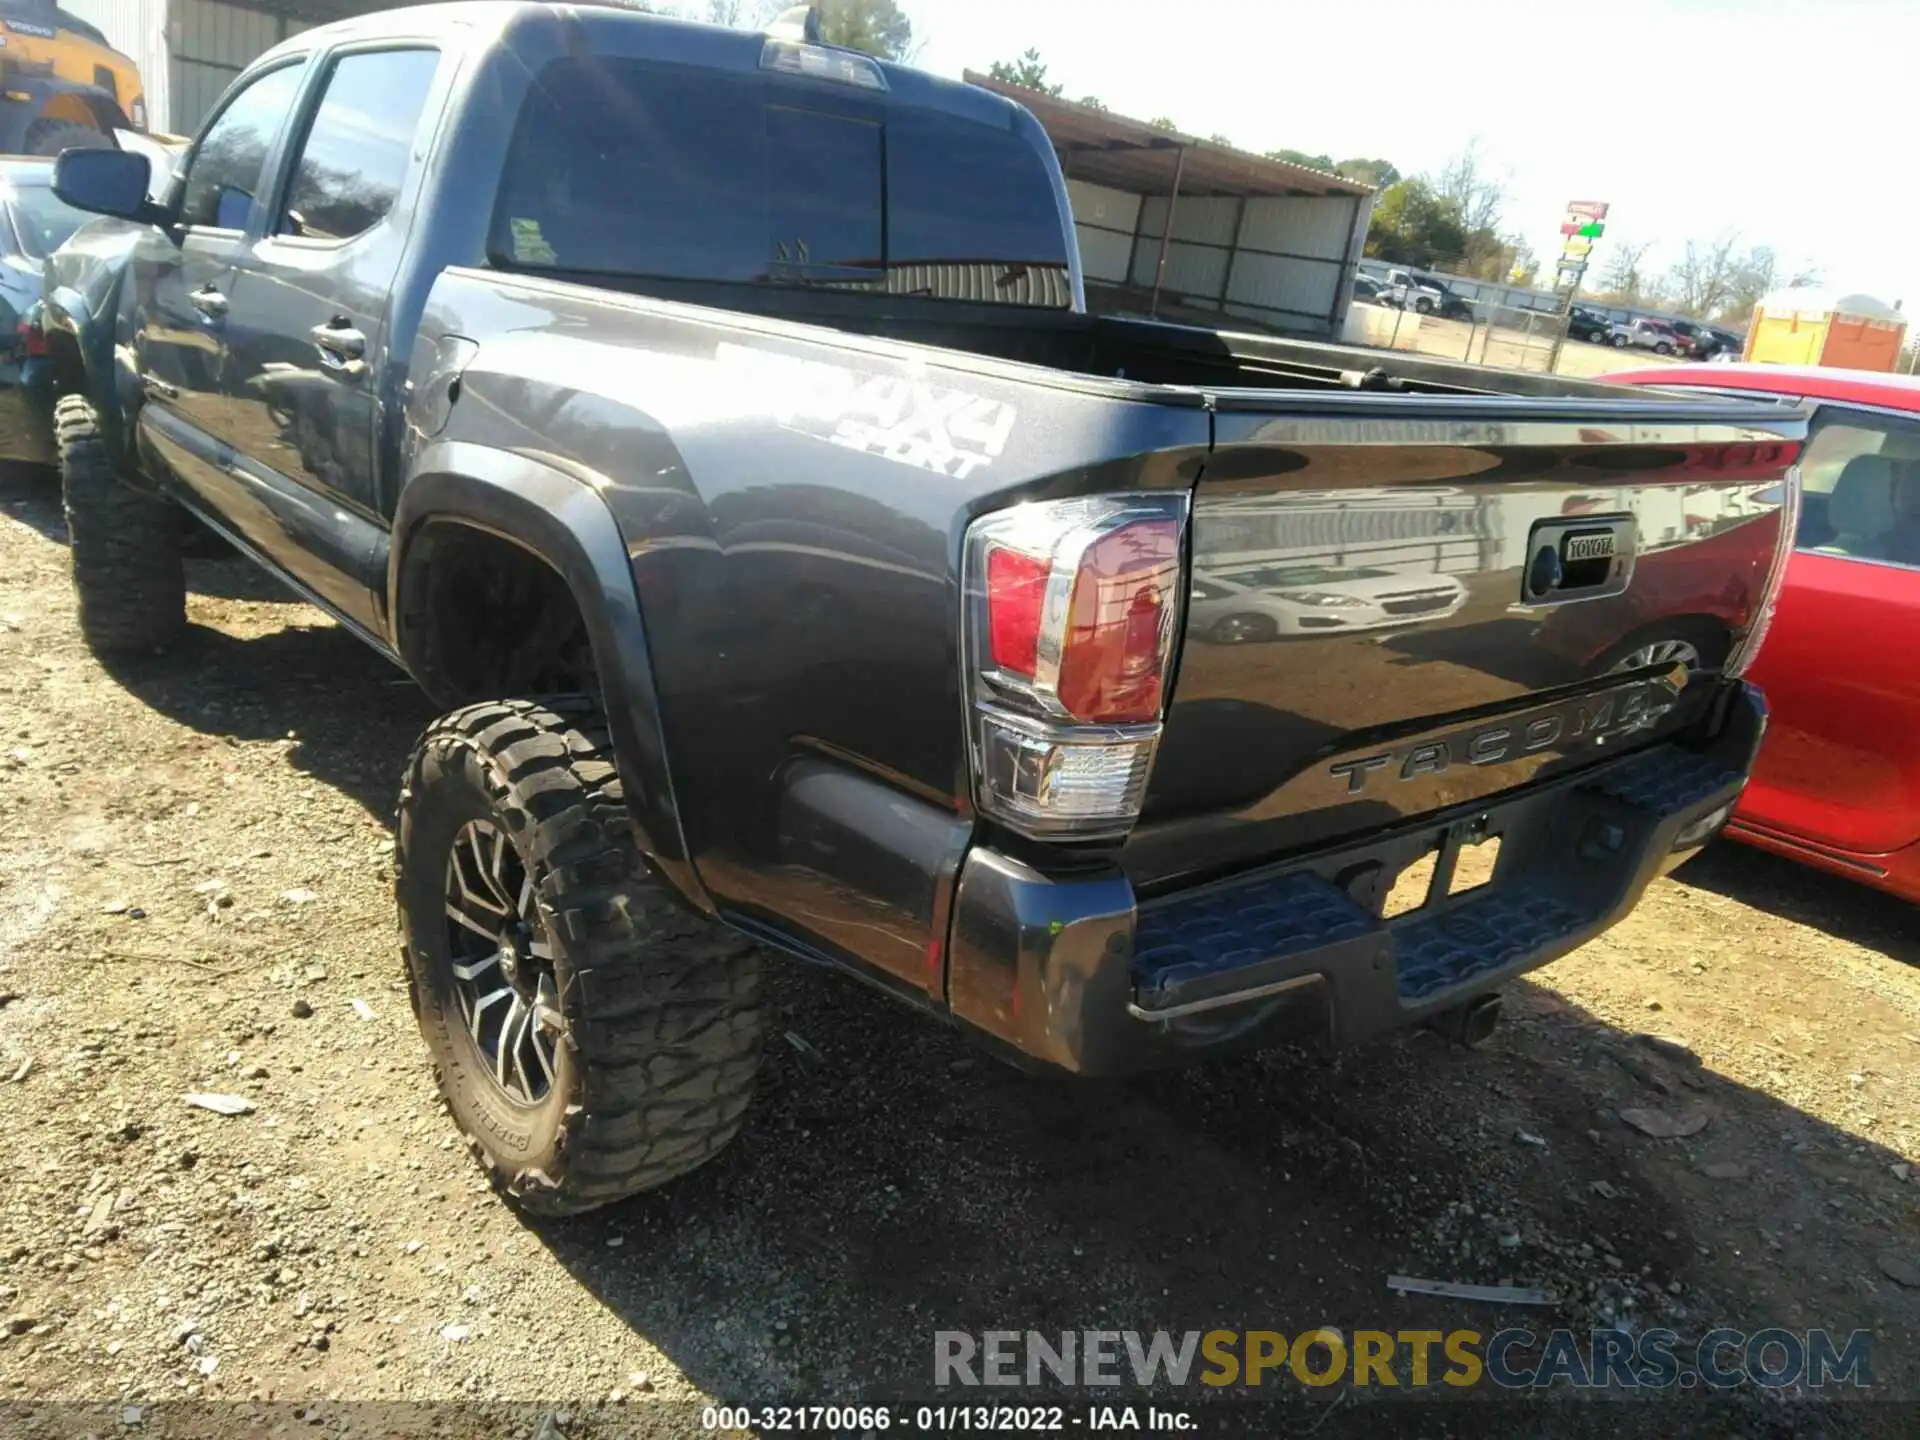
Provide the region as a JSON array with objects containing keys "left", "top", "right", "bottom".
[{"left": 964, "top": 73, "right": 1375, "bottom": 200}]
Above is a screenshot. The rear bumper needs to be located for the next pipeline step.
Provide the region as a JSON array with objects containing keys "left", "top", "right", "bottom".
[{"left": 947, "top": 680, "right": 1766, "bottom": 1076}]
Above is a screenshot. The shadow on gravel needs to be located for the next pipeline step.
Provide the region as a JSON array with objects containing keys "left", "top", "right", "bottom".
[
  {"left": 1673, "top": 842, "right": 1920, "bottom": 971},
  {"left": 98, "top": 615, "right": 432, "bottom": 820},
  {"left": 1, "top": 479, "right": 292, "bottom": 602},
  {"left": 520, "top": 962, "right": 1918, "bottom": 1438}
]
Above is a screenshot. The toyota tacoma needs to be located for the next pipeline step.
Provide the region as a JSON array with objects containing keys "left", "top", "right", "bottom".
[{"left": 37, "top": 1, "right": 1804, "bottom": 1214}]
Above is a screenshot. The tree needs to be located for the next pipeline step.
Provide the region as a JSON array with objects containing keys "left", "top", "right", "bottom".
[
  {"left": 1598, "top": 240, "right": 1653, "bottom": 303},
  {"left": 1334, "top": 157, "right": 1400, "bottom": 187},
  {"left": 1721, "top": 246, "right": 1820, "bottom": 321},
  {"left": 1077, "top": 95, "right": 1107, "bottom": 111},
  {"left": 1147, "top": 116, "right": 1180, "bottom": 133},
  {"left": 1207, "top": 133, "right": 1237, "bottom": 149},
  {"left": 1364, "top": 178, "right": 1467, "bottom": 269},
  {"left": 1432, "top": 139, "right": 1505, "bottom": 234},
  {"left": 1667, "top": 232, "right": 1742, "bottom": 318},
  {"left": 987, "top": 47, "right": 1062, "bottom": 95},
  {"left": 814, "top": 0, "right": 914, "bottom": 59},
  {"left": 1267, "top": 147, "right": 1335, "bottom": 171}
]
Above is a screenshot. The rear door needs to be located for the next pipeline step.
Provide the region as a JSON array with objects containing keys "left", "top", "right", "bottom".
[
  {"left": 132, "top": 59, "right": 306, "bottom": 474},
  {"left": 211, "top": 44, "right": 445, "bottom": 633},
  {"left": 1738, "top": 402, "right": 1920, "bottom": 856},
  {"left": 1124, "top": 393, "right": 1802, "bottom": 891}
]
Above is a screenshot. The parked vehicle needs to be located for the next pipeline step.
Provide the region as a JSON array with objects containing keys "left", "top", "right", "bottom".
[
  {"left": 1352, "top": 273, "right": 1383, "bottom": 304},
  {"left": 1612, "top": 317, "right": 1682, "bottom": 355},
  {"left": 0, "top": 142, "right": 179, "bottom": 467},
  {"left": 1377, "top": 269, "right": 1474, "bottom": 321},
  {"left": 1190, "top": 565, "right": 1467, "bottom": 643},
  {"left": 1611, "top": 362, "right": 1920, "bottom": 901},
  {"left": 1379, "top": 268, "right": 1446, "bottom": 314},
  {"left": 40, "top": 0, "right": 1801, "bottom": 1215},
  {"left": 1701, "top": 327, "right": 1745, "bottom": 362},
  {"left": 0, "top": 156, "right": 98, "bottom": 466},
  {"left": 0, "top": 0, "right": 148, "bottom": 152},
  {"left": 1568, "top": 304, "right": 1614, "bottom": 344},
  {"left": 1667, "top": 318, "right": 1709, "bottom": 357}
]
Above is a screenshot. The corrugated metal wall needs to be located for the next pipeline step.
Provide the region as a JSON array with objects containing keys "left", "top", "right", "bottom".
[
  {"left": 169, "top": 0, "right": 310, "bottom": 135},
  {"left": 1111, "top": 189, "right": 1362, "bottom": 333},
  {"left": 65, "top": 0, "right": 170, "bottom": 130},
  {"left": 1065, "top": 178, "right": 1138, "bottom": 286},
  {"left": 62, "top": 0, "right": 321, "bottom": 134}
]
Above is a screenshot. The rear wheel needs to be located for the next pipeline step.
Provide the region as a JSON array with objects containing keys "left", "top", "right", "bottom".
[
  {"left": 23, "top": 119, "right": 112, "bottom": 157},
  {"left": 57, "top": 395, "right": 186, "bottom": 656},
  {"left": 1596, "top": 621, "right": 1729, "bottom": 678},
  {"left": 397, "top": 697, "right": 764, "bottom": 1215},
  {"left": 1611, "top": 333, "right": 1629, "bottom": 348},
  {"left": 1655, "top": 342, "right": 1674, "bottom": 356},
  {"left": 1210, "top": 612, "right": 1279, "bottom": 645}
]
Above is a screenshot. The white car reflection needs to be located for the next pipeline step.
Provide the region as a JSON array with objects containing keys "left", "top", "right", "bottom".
[{"left": 1189, "top": 564, "right": 1468, "bottom": 643}]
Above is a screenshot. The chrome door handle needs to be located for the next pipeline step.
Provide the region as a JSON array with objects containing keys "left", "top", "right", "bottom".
[{"left": 310, "top": 320, "right": 366, "bottom": 369}]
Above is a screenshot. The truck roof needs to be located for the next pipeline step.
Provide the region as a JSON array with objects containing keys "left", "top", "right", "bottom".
[{"left": 253, "top": 1, "right": 1029, "bottom": 133}]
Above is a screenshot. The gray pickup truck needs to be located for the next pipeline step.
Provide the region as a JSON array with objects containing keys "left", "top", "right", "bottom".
[{"left": 38, "top": 1, "right": 1802, "bottom": 1215}]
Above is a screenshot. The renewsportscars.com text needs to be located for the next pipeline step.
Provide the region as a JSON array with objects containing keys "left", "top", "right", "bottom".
[{"left": 934, "top": 1328, "right": 1873, "bottom": 1391}]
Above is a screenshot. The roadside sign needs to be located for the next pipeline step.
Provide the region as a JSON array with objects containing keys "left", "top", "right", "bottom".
[
  {"left": 1559, "top": 221, "right": 1606, "bottom": 238},
  {"left": 1562, "top": 236, "right": 1593, "bottom": 256},
  {"left": 1568, "top": 200, "right": 1610, "bottom": 219}
]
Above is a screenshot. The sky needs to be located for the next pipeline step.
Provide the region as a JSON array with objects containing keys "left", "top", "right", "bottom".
[{"left": 909, "top": 0, "right": 1917, "bottom": 306}]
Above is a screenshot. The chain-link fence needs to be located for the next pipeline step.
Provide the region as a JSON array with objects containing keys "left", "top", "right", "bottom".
[{"left": 1348, "top": 292, "right": 1571, "bottom": 372}]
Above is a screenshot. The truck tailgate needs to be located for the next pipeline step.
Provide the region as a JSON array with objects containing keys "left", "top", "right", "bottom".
[{"left": 1127, "top": 392, "right": 1804, "bottom": 892}]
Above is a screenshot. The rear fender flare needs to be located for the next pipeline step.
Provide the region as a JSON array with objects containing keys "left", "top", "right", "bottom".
[
  {"left": 43, "top": 282, "right": 139, "bottom": 471},
  {"left": 391, "top": 441, "right": 712, "bottom": 916}
]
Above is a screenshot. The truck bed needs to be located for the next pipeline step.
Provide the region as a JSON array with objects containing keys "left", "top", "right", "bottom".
[
  {"left": 416, "top": 265, "right": 1802, "bottom": 973},
  {"left": 513, "top": 266, "right": 1680, "bottom": 401}
]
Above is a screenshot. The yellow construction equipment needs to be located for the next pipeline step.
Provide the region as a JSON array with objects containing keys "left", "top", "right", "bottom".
[{"left": 0, "top": 1, "right": 146, "bottom": 154}]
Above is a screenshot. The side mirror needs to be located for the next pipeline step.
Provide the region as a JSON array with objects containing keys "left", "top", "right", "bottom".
[{"left": 53, "top": 148, "right": 168, "bottom": 225}]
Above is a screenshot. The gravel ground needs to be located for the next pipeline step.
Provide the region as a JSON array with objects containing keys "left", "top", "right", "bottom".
[{"left": 1, "top": 468, "right": 1917, "bottom": 1440}]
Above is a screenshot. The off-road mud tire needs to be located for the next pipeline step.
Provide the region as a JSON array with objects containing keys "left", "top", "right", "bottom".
[
  {"left": 57, "top": 395, "right": 186, "bottom": 655},
  {"left": 396, "top": 696, "right": 763, "bottom": 1215}
]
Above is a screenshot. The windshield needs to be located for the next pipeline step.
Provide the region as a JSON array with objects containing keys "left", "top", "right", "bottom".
[{"left": 7, "top": 182, "right": 88, "bottom": 259}]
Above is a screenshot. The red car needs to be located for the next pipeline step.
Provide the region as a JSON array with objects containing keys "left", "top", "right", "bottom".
[{"left": 1612, "top": 363, "right": 1920, "bottom": 899}]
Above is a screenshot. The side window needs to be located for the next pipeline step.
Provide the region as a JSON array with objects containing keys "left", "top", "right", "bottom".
[
  {"left": 278, "top": 48, "right": 439, "bottom": 242},
  {"left": 1796, "top": 407, "right": 1920, "bottom": 563},
  {"left": 180, "top": 63, "right": 307, "bottom": 231}
]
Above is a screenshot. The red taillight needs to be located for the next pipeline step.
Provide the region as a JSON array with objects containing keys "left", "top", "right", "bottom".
[
  {"left": 1056, "top": 519, "right": 1180, "bottom": 723},
  {"left": 17, "top": 319, "right": 47, "bottom": 358},
  {"left": 986, "top": 546, "right": 1047, "bottom": 677},
  {"left": 963, "top": 496, "right": 1189, "bottom": 840}
]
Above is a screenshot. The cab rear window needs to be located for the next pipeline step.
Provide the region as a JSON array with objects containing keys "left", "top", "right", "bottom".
[{"left": 489, "top": 55, "right": 1073, "bottom": 307}]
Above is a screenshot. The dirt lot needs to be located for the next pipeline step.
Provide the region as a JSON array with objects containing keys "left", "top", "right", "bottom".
[{"left": 1, "top": 465, "right": 1917, "bottom": 1439}]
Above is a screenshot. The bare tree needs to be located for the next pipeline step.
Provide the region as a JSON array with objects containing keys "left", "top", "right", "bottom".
[
  {"left": 1432, "top": 139, "right": 1506, "bottom": 234},
  {"left": 1598, "top": 240, "right": 1653, "bottom": 302},
  {"left": 1667, "top": 232, "right": 1743, "bottom": 317},
  {"left": 1722, "top": 247, "right": 1822, "bottom": 319}
]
